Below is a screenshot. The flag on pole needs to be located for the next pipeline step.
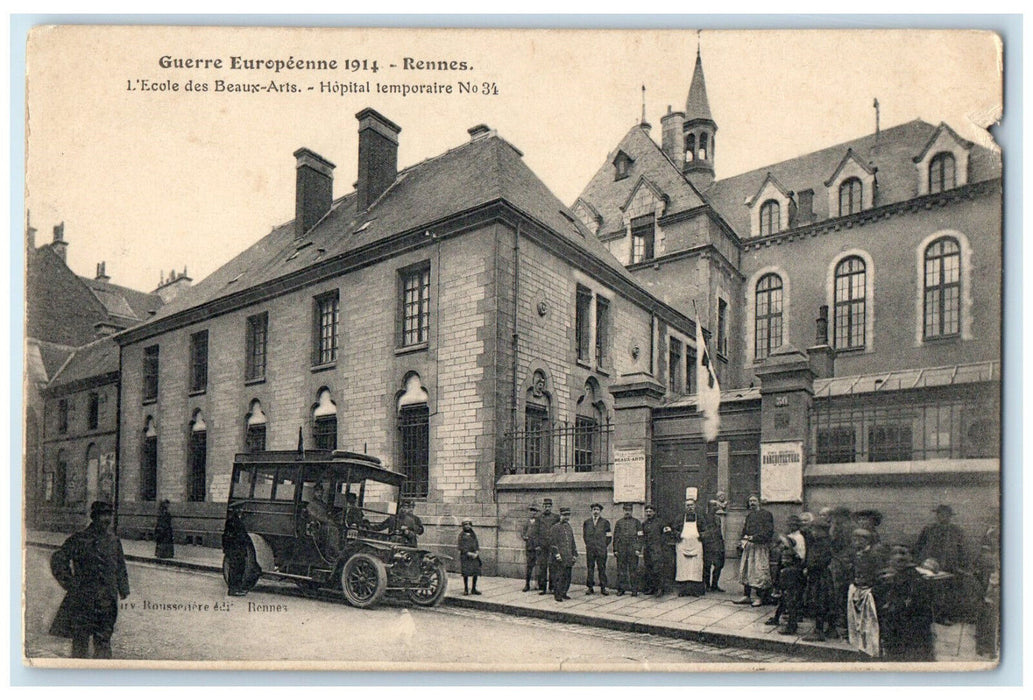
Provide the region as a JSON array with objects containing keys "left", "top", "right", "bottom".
[{"left": 696, "top": 319, "right": 721, "bottom": 442}]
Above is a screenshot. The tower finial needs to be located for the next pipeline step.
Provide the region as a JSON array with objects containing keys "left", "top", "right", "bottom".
[
  {"left": 641, "top": 85, "right": 646, "bottom": 125},
  {"left": 873, "top": 97, "right": 881, "bottom": 139}
]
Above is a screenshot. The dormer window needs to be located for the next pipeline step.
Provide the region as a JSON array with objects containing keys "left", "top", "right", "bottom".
[
  {"left": 759, "top": 200, "right": 780, "bottom": 236},
  {"left": 614, "top": 151, "right": 632, "bottom": 181},
  {"left": 631, "top": 215, "right": 655, "bottom": 263},
  {"left": 839, "top": 177, "right": 863, "bottom": 216},
  {"left": 929, "top": 152, "right": 956, "bottom": 194}
]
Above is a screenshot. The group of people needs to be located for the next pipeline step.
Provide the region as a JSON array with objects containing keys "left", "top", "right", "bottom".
[{"left": 733, "top": 498, "right": 1000, "bottom": 661}]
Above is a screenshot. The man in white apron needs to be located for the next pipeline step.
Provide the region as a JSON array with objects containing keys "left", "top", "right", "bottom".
[{"left": 674, "top": 493, "right": 707, "bottom": 597}]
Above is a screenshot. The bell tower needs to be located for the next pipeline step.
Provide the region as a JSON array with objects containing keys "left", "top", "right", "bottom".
[{"left": 683, "top": 46, "right": 717, "bottom": 190}]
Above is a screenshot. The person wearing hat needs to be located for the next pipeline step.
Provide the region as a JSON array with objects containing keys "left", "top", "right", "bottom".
[
  {"left": 612, "top": 503, "right": 643, "bottom": 596},
  {"left": 582, "top": 503, "right": 612, "bottom": 595},
  {"left": 373, "top": 499, "right": 424, "bottom": 547},
  {"left": 674, "top": 495, "right": 707, "bottom": 597},
  {"left": 915, "top": 503, "right": 967, "bottom": 625},
  {"left": 641, "top": 504, "right": 673, "bottom": 597},
  {"left": 154, "top": 499, "right": 175, "bottom": 559},
  {"left": 846, "top": 528, "right": 882, "bottom": 657},
  {"left": 548, "top": 506, "right": 577, "bottom": 601},
  {"left": 535, "top": 498, "right": 560, "bottom": 595},
  {"left": 49, "top": 501, "right": 130, "bottom": 658},
  {"left": 874, "top": 543, "right": 936, "bottom": 661},
  {"left": 457, "top": 519, "right": 482, "bottom": 595},
  {"left": 520, "top": 504, "right": 541, "bottom": 592},
  {"left": 699, "top": 491, "right": 728, "bottom": 592},
  {"left": 222, "top": 502, "right": 253, "bottom": 596},
  {"left": 735, "top": 494, "right": 774, "bottom": 607}
]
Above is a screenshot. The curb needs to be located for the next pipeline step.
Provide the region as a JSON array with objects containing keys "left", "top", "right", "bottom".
[
  {"left": 29, "top": 540, "right": 860, "bottom": 661},
  {"left": 442, "top": 594, "right": 863, "bottom": 662}
]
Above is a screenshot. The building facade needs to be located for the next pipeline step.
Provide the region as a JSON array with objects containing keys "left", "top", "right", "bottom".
[
  {"left": 573, "top": 49, "right": 1001, "bottom": 551},
  {"left": 114, "top": 109, "right": 701, "bottom": 574}
]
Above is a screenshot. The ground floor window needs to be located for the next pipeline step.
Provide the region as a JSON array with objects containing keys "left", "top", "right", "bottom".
[
  {"left": 141, "top": 435, "right": 157, "bottom": 501},
  {"left": 399, "top": 404, "right": 429, "bottom": 499},
  {"left": 188, "top": 430, "right": 207, "bottom": 501}
]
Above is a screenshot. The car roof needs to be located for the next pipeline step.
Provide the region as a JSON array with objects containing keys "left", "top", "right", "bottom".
[{"left": 232, "top": 450, "right": 405, "bottom": 488}]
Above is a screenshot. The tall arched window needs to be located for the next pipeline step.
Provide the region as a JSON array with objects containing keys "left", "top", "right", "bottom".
[
  {"left": 838, "top": 177, "right": 863, "bottom": 216},
  {"left": 524, "top": 370, "right": 552, "bottom": 473},
  {"left": 245, "top": 399, "right": 267, "bottom": 453},
  {"left": 397, "top": 373, "right": 429, "bottom": 498},
  {"left": 685, "top": 134, "right": 695, "bottom": 162},
  {"left": 574, "top": 381, "right": 608, "bottom": 473},
  {"left": 924, "top": 237, "right": 961, "bottom": 338},
  {"left": 754, "top": 274, "right": 784, "bottom": 360},
  {"left": 929, "top": 152, "right": 956, "bottom": 194},
  {"left": 699, "top": 133, "right": 708, "bottom": 161},
  {"left": 312, "top": 388, "right": 338, "bottom": 451},
  {"left": 188, "top": 410, "right": 207, "bottom": 502},
  {"left": 759, "top": 200, "right": 780, "bottom": 236},
  {"left": 141, "top": 417, "right": 158, "bottom": 501},
  {"left": 834, "top": 256, "right": 867, "bottom": 349}
]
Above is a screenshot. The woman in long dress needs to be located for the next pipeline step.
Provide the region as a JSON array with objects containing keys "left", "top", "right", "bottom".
[
  {"left": 674, "top": 497, "right": 706, "bottom": 596},
  {"left": 154, "top": 499, "right": 174, "bottom": 559}
]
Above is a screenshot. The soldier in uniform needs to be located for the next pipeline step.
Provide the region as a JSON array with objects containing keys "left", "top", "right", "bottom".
[
  {"left": 49, "top": 501, "right": 130, "bottom": 658},
  {"left": 582, "top": 503, "right": 612, "bottom": 595},
  {"left": 535, "top": 498, "right": 560, "bottom": 595},
  {"left": 549, "top": 506, "right": 577, "bottom": 601},
  {"left": 641, "top": 504, "right": 673, "bottom": 597},
  {"left": 612, "top": 503, "right": 642, "bottom": 596},
  {"left": 520, "top": 504, "right": 540, "bottom": 592}
]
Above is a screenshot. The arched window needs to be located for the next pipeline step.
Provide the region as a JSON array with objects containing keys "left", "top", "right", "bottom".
[
  {"left": 574, "top": 381, "right": 608, "bottom": 473},
  {"left": 141, "top": 417, "right": 157, "bottom": 502},
  {"left": 312, "top": 388, "right": 338, "bottom": 451},
  {"left": 834, "top": 256, "right": 867, "bottom": 349},
  {"left": 397, "top": 373, "right": 429, "bottom": 499},
  {"left": 699, "top": 133, "right": 708, "bottom": 161},
  {"left": 685, "top": 134, "right": 695, "bottom": 162},
  {"left": 754, "top": 274, "right": 784, "bottom": 360},
  {"left": 524, "top": 370, "right": 552, "bottom": 473},
  {"left": 929, "top": 152, "right": 956, "bottom": 194},
  {"left": 245, "top": 399, "right": 267, "bottom": 453},
  {"left": 759, "top": 200, "right": 780, "bottom": 236},
  {"left": 188, "top": 410, "right": 207, "bottom": 502},
  {"left": 924, "top": 237, "right": 961, "bottom": 338},
  {"left": 838, "top": 177, "right": 863, "bottom": 216}
]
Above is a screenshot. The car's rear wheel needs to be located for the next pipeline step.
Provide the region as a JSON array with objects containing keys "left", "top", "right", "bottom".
[
  {"left": 407, "top": 560, "right": 448, "bottom": 607},
  {"left": 341, "top": 552, "right": 387, "bottom": 608}
]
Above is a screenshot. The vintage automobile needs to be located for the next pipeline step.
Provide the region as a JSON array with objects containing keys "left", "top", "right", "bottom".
[{"left": 222, "top": 449, "right": 448, "bottom": 608}]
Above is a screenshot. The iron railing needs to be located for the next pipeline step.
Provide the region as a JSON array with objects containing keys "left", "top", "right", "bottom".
[{"left": 503, "top": 419, "right": 613, "bottom": 474}]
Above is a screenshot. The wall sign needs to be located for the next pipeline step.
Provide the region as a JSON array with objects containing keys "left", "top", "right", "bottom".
[
  {"left": 760, "top": 440, "right": 803, "bottom": 503},
  {"left": 613, "top": 448, "right": 646, "bottom": 503}
]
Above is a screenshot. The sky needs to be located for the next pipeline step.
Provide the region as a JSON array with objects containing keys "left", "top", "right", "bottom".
[{"left": 24, "top": 26, "right": 1002, "bottom": 294}]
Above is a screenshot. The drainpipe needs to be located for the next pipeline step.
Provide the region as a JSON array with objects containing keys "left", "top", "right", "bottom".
[{"left": 510, "top": 221, "right": 521, "bottom": 475}]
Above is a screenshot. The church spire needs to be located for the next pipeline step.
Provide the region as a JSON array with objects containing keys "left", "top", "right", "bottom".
[{"left": 682, "top": 42, "right": 717, "bottom": 189}]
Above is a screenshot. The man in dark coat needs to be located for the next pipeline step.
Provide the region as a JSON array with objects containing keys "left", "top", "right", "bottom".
[
  {"left": 735, "top": 494, "right": 775, "bottom": 606},
  {"left": 915, "top": 504, "right": 967, "bottom": 624},
  {"left": 154, "top": 499, "right": 174, "bottom": 559},
  {"left": 373, "top": 500, "right": 425, "bottom": 546},
  {"left": 826, "top": 505, "right": 855, "bottom": 636},
  {"left": 49, "top": 501, "right": 130, "bottom": 658},
  {"left": 802, "top": 508, "right": 835, "bottom": 641},
  {"left": 612, "top": 503, "right": 642, "bottom": 596},
  {"left": 222, "top": 504, "right": 253, "bottom": 596},
  {"left": 457, "top": 519, "right": 482, "bottom": 595},
  {"left": 699, "top": 491, "right": 727, "bottom": 592},
  {"left": 535, "top": 498, "right": 560, "bottom": 595},
  {"left": 582, "top": 503, "right": 612, "bottom": 595},
  {"left": 874, "top": 544, "right": 936, "bottom": 661},
  {"left": 641, "top": 504, "right": 673, "bottom": 597},
  {"left": 549, "top": 507, "right": 578, "bottom": 602},
  {"left": 520, "top": 504, "right": 540, "bottom": 592}
]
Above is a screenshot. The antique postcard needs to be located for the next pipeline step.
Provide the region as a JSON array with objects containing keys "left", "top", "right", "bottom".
[{"left": 21, "top": 25, "right": 1004, "bottom": 672}]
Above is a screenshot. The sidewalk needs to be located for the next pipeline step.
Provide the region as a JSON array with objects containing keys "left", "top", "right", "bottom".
[{"left": 27, "top": 530, "right": 981, "bottom": 663}]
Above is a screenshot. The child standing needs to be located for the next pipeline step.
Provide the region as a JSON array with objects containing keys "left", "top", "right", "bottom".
[{"left": 458, "top": 519, "right": 482, "bottom": 595}]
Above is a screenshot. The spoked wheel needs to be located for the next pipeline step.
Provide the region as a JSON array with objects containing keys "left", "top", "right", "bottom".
[
  {"left": 341, "top": 552, "right": 388, "bottom": 608},
  {"left": 407, "top": 560, "right": 448, "bottom": 607}
]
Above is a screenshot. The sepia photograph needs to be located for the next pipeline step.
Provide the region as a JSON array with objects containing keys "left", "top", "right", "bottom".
[{"left": 20, "top": 24, "right": 1005, "bottom": 672}]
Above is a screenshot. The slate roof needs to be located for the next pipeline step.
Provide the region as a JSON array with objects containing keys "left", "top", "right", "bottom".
[
  {"left": 80, "top": 277, "right": 164, "bottom": 322},
  {"left": 685, "top": 50, "right": 714, "bottom": 123},
  {"left": 575, "top": 124, "right": 708, "bottom": 238},
  {"left": 147, "top": 132, "right": 650, "bottom": 324},
  {"left": 702, "top": 119, "right": 1001, "bottom": 236},
  {"left": 46, "top": 336, "right": 120, "bottom": 392}
]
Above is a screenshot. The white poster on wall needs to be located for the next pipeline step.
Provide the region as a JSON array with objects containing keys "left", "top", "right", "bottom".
[
  {"left": 760, "top": 440, "right": 804, "bottom": 503},
  {"left": 613, "top": 448, "right": 647, "bottom": 503}
]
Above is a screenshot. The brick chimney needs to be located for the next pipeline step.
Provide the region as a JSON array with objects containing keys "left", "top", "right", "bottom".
[
  {"left": 795, "top": 188, "right": 816, "bottom": 226},
  {"left": 50, "top": 222, "right": 68, "bottom": 262},
  {"left": 355, "top": 108, "right": 401, "bottom": 212},
  {"left": 293, "top": 148, "right": 335, "bottom": 240},
  {"left": 95, "top": 261, "right": 111, "bottom": 282},
  {"left": 155, "top": 267, "right": 193, "bottom": 303},
  {"left": 661, "top": 106, "right": 685, "bottom": 167}
]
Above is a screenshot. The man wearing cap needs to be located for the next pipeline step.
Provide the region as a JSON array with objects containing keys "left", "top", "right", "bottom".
[
  {"left": 916, "top": 504, "right": 967, "bottom": 625},
  {"left": 549, "top": 507, "right": 577, "bottom": 601},
  {"left": 736, "top": 494, "right": 774, "bottom": 606},
  {"left": 699, "top": 491, "right": 727, "bottom": 592},
  {"left": 222, "top": 503, "right": 253, "bottom": 596},
  {"left": 373, "top": 500, "right": 424, "bottom": 546},
  {"left": 582, "top": 503, "right": 612, "bottom": 595},
  {"left": 535, "top": 498, "right": 560, "bottom": 594},
  {"left": 641, "top": 504, "right": 673, "bottom": 597},
  {"left": 612, "top": 503, "right": 642, "bottom": 596},
  {"left": 520, "top": 504, "right": 541, "bottom": 592},
  {"left": 49, "top": 501, "right": 130, "bottom": 658},
  {"left": 847, "top": 527, "right": 882, "bottom": 657}
]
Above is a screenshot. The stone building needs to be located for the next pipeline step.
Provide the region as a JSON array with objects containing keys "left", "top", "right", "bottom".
[
  {"left": 25, "top": 223, "right": 173, "bottom": 530},
  {"left": 573, "top": 49, "right": 1001, "bottom": 552},
  {"left": 113, "top": 109, "right": 700, "bottom": 573}
]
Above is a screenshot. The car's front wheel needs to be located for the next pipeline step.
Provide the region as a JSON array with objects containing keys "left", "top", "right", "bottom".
[
  {"left": 407, "top": 560, "right": 448, "bottom": 607},
  {"left": 341, "top": 552, "right": 388, "bottom": 608}
]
